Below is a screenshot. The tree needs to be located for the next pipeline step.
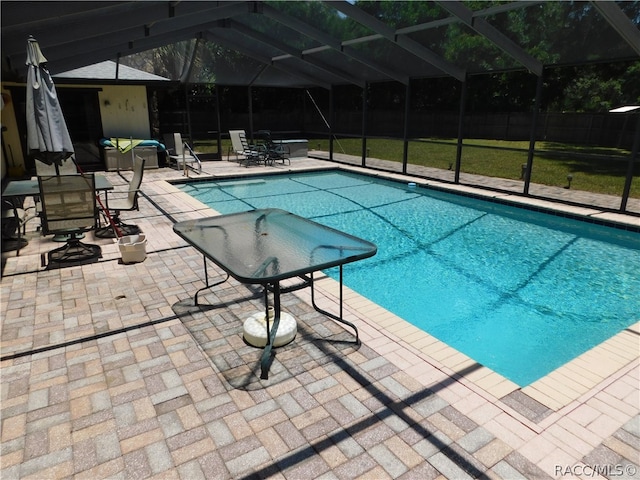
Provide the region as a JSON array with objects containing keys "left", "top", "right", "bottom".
[{"left": 544, "top": 61, "right": 640, "bottom": 112}]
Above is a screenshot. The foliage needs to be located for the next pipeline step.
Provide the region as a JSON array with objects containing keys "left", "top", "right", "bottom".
[
  {"left": 544, "top": 61, "right": 640, "bottom": 112},
  {"left": 120, "top": 1, "right": 637, "bottom": 115},
  {"left": 121, "top": 40, "right": 199, "bottom": 80},
  {"left": 357, "top": 1, "right": 443, "bottom": 29},
  {"left": 267, "top": 1, "right": 348, "bottom": 44}
]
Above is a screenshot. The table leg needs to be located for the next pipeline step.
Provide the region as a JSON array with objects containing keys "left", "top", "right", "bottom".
[
  {"left": 310, "top": 265, "right": 359, "bottom": 343},
  {"left": 194, "top": 254, "right": 229, "bottom": 306},
  {"left": 260, "top": 281, "right": 281, "bottom": 379}
]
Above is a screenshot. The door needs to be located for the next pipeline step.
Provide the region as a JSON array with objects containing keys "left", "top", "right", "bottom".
[{"left": 57, "top": 88, "right": 104, "bottom": 171}]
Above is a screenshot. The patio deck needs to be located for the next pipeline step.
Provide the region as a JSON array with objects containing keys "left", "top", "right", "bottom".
[{"left": 1, "top": 156, "right": 638, "bottom": 479}]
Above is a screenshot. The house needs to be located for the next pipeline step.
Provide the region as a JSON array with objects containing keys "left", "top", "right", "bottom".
[{"left": 1, "top": 60, "right": 170, "bottom": 179}]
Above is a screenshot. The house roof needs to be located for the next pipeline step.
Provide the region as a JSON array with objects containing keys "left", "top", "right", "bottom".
[
  {"left": 2, "top": 1, "right": 639, "bottom": 89},
  {"left": 53, "top": 60, "right": 170, "bottom": 82}
]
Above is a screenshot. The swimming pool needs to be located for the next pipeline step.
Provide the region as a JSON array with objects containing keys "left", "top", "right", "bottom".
[{"left": 178, "top": 171, "right": 640, "bottom": 386}]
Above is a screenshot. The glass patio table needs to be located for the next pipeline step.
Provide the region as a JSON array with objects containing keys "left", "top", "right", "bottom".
[
  {"left": 173, "top": 208, "right": 377, "bottom": 379},
  {"left": 2, "top": 174, "right": 113, "bottom": 198},
  {"left": 2, "top": 174, "right": 114, "bottom": 249}
]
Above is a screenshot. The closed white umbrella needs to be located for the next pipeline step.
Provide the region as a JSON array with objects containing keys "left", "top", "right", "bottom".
[{"left": 26, "top": 35, "right": 74, "bottom": 166}]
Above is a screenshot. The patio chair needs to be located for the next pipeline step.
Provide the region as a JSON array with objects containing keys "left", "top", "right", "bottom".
[
  {"left": 2, "top": 198, "right": 38, "bottom": 255},
  {"left": 228, "top": 130, "right": 267, "bottom": 166},
  {"left": 95, "top": 155, "right": 145, "bottom": 238},
  {"left": 33, "top": 156, "right": 78, "bottom": 223},
  {"left": 167, "top": 133, "right": 201, "bottom": 174},
  {"left": 37, "top": 173, "right": 101, "bottom": 267},
  {"left": 238, "top": 131, "right": 266, "bottom": 167},
  {"left": 228, "top": 130, "right": 245, "bottom": 162},
  {"left": 255, "top": 130, "right": 290, "bottom": 165}
]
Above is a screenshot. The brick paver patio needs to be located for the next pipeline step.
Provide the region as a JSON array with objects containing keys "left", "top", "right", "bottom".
[{"left": 1, "top": 157, "right": 638, "bottom": 479}]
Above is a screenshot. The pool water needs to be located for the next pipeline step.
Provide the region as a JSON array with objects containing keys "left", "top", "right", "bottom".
[{"left": 179, "top": 171, "right": 640, "bottom": 386}]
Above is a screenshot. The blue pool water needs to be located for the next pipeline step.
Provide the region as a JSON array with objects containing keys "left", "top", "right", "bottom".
[{"left": 178, "top": 171, "right": 640, "bottom": 386}]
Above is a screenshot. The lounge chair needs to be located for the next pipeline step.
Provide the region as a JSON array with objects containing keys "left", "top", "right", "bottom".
[
  {"left": 167, "top": 133, "right": 201, "bottom": 174},
  {"left": 38, "top": 173, "right": 101, "bottom": 267},
  {"left": 255, "top": 130, "right": 290, "bottom": 165},
  {"left": 228, "top": 130, "right": 267, "bottom": 166},
  {"left": 95, "top": 155, "right": 145, "bottom": 238},
  {"left": 238, "top": 131, "right": 266, "bottom": 167},
  {"left": 228, "top": 130, "right": 245, "bottom": 162}
]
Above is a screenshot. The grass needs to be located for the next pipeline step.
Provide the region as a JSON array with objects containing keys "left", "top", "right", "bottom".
[{"left": 194, "top": 137, "right": 639, "bottom": 198}]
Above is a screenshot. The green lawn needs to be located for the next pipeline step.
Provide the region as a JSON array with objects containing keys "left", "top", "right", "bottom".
[
  {"left": 313, "top": 137, "right": 639, "bottom": 198},
  {"left": 195, "top": 137, "right": 638, "bottom": 198}
]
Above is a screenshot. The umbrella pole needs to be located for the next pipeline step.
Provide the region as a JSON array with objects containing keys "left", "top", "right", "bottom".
[{"left": 25, "top": 37, "right": 121, "bottom": 235}]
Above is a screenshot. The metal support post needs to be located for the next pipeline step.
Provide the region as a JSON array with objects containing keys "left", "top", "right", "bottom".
[
  {"left": 361, "top": 83, "right": 368, "bottom": 168},
  {"left": 620, "top": 113, "right": 640, "bottom": 212},
  {"left": 454, "top": 76, "right": 468, "bottom": 184},
  {"left": 402, "top": 82, "right": 411, "bottom": 174},
  {"left": 524, "top": 73, "right": 544, "bottom": 195}
]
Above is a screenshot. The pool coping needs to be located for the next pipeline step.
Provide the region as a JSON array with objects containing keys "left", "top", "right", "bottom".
[
  {"left": 312, "top": 275, "right": 640, "bottom": 420},
  {"left": 169, "top": 164, "right": 640, "bottom": 415},
  {"left": 339, "top": 165, "right": 640, "bottom": 232}
]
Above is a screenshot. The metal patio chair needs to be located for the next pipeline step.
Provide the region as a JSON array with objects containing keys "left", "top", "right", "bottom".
[
  {"left": 238, "top": 131, "right": 266, "bottom": 167},
  {"left": 95, "top": 155, "right": 145, "bottom": 238},
  {"left": 2, "top": 198, "right": 38, "bottom": 255},
  {"left": 38, "top": 173, "right": 101, "bottom": 267},
  {"left": 255, "top": 130, "right": 290, "bottom": 165}
]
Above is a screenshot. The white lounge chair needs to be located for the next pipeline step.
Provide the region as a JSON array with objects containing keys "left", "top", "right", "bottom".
[
  {"left": 228, "top": 130, "right": 245, "bottom": 162},
  {"left": 228, "top": 130, "right": 266, "bottom": 166},
  {"left": 167, "top": 133, "right": 201, "bottom": 174}
]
